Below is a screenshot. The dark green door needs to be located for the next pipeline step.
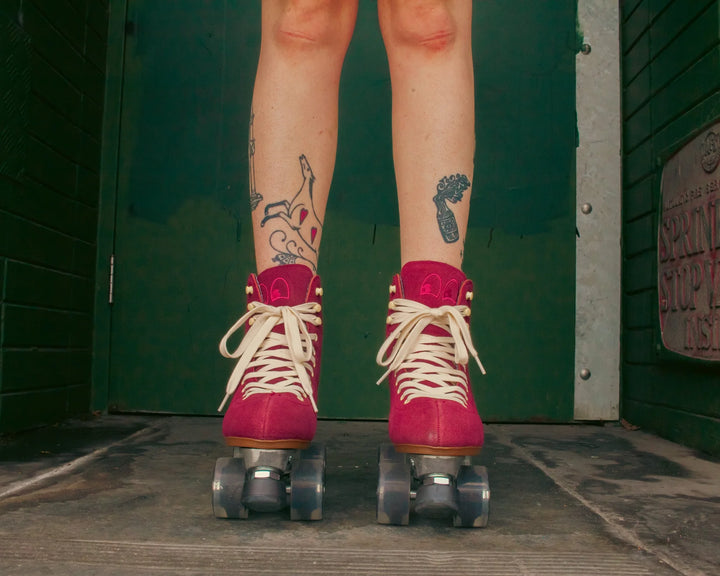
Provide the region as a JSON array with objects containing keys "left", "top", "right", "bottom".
[{"left": 107, "top": 0, "right": 577, "bottom": 421}]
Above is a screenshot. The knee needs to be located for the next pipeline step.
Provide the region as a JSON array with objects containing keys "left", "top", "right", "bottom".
[
  {"left": 272, "top": 0, "right": 355, "bottom": 52},
  {"left": 380, "top": 0, "right": 458, "bottom": 53}
]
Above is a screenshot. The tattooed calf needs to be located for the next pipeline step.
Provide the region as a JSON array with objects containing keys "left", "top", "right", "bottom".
[
  {"left": 433, "top": 174, "right": 471, "bottom": 243},
  {"left": 261, "top": 155, "right": 322, "bottom": 255}
]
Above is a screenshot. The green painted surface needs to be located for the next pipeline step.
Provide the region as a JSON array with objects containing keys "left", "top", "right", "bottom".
[
  {"left": 621, "top": 0, "right": 720, "bottom": 454},
  {"left": 108, "top": 0, "right": 577, "bottom": 420}
]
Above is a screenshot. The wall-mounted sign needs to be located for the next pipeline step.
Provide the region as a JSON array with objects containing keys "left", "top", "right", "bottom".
[{"left": 658, "top": 122, "right": 720, "bottom": 360}]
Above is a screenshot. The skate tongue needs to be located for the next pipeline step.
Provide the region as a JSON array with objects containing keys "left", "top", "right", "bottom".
[
  {"left": 400, "top": 261, "right": 466, "bottom": 307},
  {"left": 257, "top": 265, "right": 314, "bottom": 306}
]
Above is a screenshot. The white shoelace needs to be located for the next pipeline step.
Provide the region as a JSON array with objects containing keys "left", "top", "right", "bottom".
[
  {"left": 376, "top": 298, "right": 486, "bottom": 407},
  {"left": 217, "top": 301, "right": 321, "bottom": 413}
]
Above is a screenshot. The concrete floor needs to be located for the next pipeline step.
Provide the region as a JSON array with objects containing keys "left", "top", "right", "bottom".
[{"left": 0, "top": 416, "right": 718, "bottom": 576}]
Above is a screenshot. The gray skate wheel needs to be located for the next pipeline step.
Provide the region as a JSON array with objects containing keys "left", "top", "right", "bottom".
[
  {"left": 453, "top": 465, "right": 490, "bottom": 528},
  {"left": 212, "top": 457, "right": 249, "bottom": 519},
  {"left": 376, "top": 444, "right": 411, "bottom": 526},
  {"left": 289, "top": 444, "right": 326, "bottom": 521}
]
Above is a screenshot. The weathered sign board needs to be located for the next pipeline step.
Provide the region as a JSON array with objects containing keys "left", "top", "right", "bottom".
[{"left": 658, "top": 122, "right": 720, "bottom": 360}]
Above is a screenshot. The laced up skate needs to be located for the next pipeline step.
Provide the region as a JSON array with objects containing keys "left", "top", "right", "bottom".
[
  {"left": 375, "top": 261, "right": 490, "bottom": 528},
  {"left": 376, "top": 298, "right": 486, "bottom": 408},
  {"left": 218, "top": 300, "right": 321, "bottom": 415},
  {"left": 212, "top": 265, "right": 326, "bottom": 521}
]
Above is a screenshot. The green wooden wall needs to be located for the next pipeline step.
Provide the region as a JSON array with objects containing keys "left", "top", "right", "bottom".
[
  {"left": 621, "top": 0, "right": 720, "bottom": 454},
  {"left": 0, "top": 0, "right": 108, "bottom": 432},
  {"left": 100, "top": 0, "right": 578, "bottom": 421}
]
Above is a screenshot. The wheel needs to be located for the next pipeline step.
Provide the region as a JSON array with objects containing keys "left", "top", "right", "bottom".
[
  {"left": 376, "top": 444, "right": 412, "bottom": 525},
  {"left": 453, "top": 465, "right": 490, "bottom": 528},
  {"left": 289, "top": 444, "right": 326, "bottom": 521},
  {"left": 212, "top": 457, "right": 249, "bottom": 519}
]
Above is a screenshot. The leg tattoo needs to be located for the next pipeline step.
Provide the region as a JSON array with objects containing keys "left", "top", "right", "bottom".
[
  {"left": 249, "top": 107, "right": 263, "bottom": 211},
  {"left": 261, "top": 155, "right": 323, "bottom": 272},
  {"left": 433, "top": 174, "right": 471, "bottom": 243},
  {"left": 268, "top": 230, "right": 316, "bottom": 270}
]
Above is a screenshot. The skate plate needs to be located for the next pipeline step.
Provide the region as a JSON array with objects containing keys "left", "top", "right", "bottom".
[
  {"left": 376, "top": 444, "right": 489, "bottom": 527},
  {"left": 213, "top": 444, "right": 325, "bottom": 521}
]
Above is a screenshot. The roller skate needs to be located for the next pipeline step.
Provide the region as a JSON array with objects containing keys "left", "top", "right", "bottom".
[
  {"left": 212, "top": 264, "right": 326, "bottom": 521},
  {"left": 375, "top": 261, "right": 490, "bottom": 527}
]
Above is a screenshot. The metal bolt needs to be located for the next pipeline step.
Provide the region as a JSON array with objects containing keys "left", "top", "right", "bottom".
[
  {"left": 580, "top": 368, "right": 591, "bottom": 380},
  {"left": 581, "top": 203, "right": 593, "bottom": 214},
  {"left": 581, "top": 43, "right": 591, "bottom": 55}
]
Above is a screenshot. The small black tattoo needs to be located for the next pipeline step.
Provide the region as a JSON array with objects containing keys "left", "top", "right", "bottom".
[
  {"left": 433, "top": 174, "right": 470, "bottom": 243},
  {"left": 249, "top": 107, "right": 263, "bottom": 211}
]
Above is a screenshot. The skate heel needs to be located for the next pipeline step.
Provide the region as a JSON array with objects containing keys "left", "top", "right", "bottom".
[
  {"left": 213, "top": 445, "right": 326, "bottom": 521},
  {"left": 376, "top": 445, "right": 489, "bottom": 528}
]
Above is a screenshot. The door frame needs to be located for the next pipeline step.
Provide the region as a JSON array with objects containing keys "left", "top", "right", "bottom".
[
  {"left": 92, "top": 0, "right": 128, "bottom": 411},
  {"left": 574, "top": 0, "right": 622, "bottom": 420}
]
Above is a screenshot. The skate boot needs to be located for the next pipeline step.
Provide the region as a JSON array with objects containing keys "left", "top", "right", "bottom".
[
  {"left": 212, "top": 264, "right": 326, "bottom": 521},
  {"left": 375, "top": 261, "right": 490, "bottom": 527}
]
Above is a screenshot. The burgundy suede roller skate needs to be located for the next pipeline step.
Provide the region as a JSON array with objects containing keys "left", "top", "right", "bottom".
[
  {"left": 212, "top": 264, "right": 325, "bottom": 521},
  {"left": 375, "top": 261, "right": 490, "bottom": 527}
]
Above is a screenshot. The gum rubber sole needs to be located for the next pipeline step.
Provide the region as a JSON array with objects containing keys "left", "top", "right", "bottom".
[
  {"left": 393, "top": 444, "right": 482, "bottom": 457},
  {"left": 225, "top": 437, "right": 311, "bottom": 449}
]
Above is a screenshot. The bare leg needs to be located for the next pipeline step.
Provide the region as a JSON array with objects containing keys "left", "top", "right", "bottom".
[
  {"left": 377, "top": 0, "right": 474, "bottom": 268},
  {"left": 250, "top": 0, "right": 358, "bottom": 273},
  {"left": 373, "top": 3, "right": 485, "bottom": 506}
]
